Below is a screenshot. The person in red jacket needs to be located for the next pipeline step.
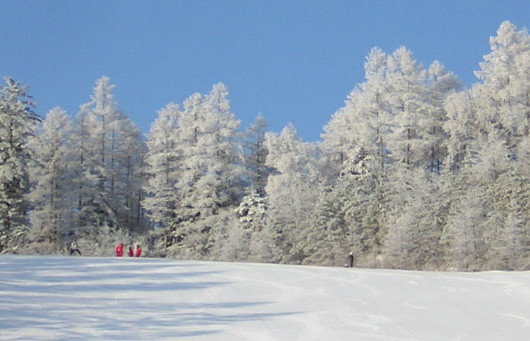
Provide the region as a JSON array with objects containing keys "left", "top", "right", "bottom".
[
  {"left": 115, "top": 243, "right": 124, "bottom": 257},
  {"left": 128, "top": 246, "right": 134, "bottom": 257},
  {"left": 135, "top": 244, "right": 142, "bottom": 258}
]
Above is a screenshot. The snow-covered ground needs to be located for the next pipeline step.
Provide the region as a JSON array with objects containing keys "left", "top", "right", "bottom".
[{"left": 1, "top": 256, "right": 530, "bottom": 340}]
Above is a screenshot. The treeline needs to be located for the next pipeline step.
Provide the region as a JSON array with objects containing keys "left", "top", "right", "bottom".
[{"left": 1, "top": 21, "right": 530, "bottom": 270}]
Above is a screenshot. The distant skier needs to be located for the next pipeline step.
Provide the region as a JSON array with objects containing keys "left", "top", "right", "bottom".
[
  {"left": 128, "top": 246, "right": 134, "bottom": 257},
  {"left": 348, "top": 252, "right": 354, "bottom": 268},
  {"left": 68, "top": 241, "right": 81, "bottom": 256},
  {"left": 115, "top": 243, "right": 124, "bottom": 257},
  {"left": 135, "top": 244, "right": 142, "bottom": 258}
]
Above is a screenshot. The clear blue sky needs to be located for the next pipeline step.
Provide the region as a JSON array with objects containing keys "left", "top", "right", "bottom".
[{"left": 1, "top": 0, "right": 529, "bottom": 142}]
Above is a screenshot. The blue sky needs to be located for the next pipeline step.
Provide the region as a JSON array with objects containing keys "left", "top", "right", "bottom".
[{"left": 1, "top": 1, "right": 529, "bottom": 142}]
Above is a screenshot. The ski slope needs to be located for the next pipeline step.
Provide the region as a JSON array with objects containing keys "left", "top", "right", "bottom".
[{"left": 1, "top": 256, "right": 530, "bottom": 340}]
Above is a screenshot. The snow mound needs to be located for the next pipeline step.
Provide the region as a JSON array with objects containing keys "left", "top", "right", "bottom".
[{"left": 1, "top": 256, "right": 530, "bottom": 340}]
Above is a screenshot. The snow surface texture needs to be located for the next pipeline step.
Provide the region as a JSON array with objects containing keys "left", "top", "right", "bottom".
[{"left": 1, "top": 256, "right": 530, "bottom": 340}]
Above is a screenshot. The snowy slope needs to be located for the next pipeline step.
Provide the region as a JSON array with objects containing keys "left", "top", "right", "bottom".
[{"left": 1, "top": 256, "right": 530, "bottom": 340}]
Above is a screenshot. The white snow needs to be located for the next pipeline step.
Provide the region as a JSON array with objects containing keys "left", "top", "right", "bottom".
[{"left": 2, "top": 256, "right": 530, "bottom": 340}]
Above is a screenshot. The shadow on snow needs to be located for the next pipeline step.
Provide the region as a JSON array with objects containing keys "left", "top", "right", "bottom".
[{"left": 0, "top": 255, "right": 300, "bottom": 339}]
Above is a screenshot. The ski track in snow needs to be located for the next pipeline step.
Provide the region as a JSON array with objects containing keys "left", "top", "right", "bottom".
[{"left": 1, "top": 256, "right": 530, "bottom": 340}]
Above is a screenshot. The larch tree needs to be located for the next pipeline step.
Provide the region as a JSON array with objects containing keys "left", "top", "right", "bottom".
[
  {"left": 235, "top": 113, "right": 270, "bottom": 261},
  {"left": 426, "top": 60, "right": 461, "bottom": 173},
  {"left": 0, "top": 77, "right": 39, "bottom": 253},
  {"left": 72, "top": 76, "right": 144, "bottom": 238},
  {"left": 167, "top": 84, "right": 244, "bottom": 259},
  {"left": 27, "top": 107, "right": 73, "bottom": 252},
  {"left": 320, "top": 48, "right": 391, "bottom": 178},
  {"left": 474, "top": 21, "right": 530, "bottom": 157},
  {"left": 464, "top": 21, "right": 530, "bottom": 269},
  {"left": 318, "top": 48, "right": 393, "bottom": 266},
  {"left": 385, "top": 47, "right": 431, "bottom": 169},
  {"left": 114, "top": 115, "right": 145, "bottom": 233},
  {"left": 143, "top": 103, "right": 181, "bottom": 230},
  {"left": 244, "top": 113, "right": 269, "bottom": 196},
  {"left": 264, "top": 124, "right": 320, "bottom": 263}
]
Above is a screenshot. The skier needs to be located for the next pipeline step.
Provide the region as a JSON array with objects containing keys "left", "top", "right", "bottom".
[
  {"left": 128, "top": 246, "right": 134, "bottom": 257},
  {"left": 135, "top": 244, "right": 142, "bottom": 258},
  {"left": 348, "top": 252, "right": 354, "bottom": 268},
  {"left": 115, "top": 243, "right": 124, "bottom": 257}
]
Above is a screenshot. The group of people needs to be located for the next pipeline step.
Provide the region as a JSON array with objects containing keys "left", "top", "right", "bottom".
[{"left": 115, "top": 242, "right": 142, "bottom": 258}]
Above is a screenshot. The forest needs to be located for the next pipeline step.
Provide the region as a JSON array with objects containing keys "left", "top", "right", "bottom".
[{"left": 1, "top": 21, "right": 530, "bottom": 271}]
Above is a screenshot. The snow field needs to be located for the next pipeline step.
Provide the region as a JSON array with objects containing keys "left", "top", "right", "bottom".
[{"left": 1, "top": 256, "right": 530, "bottom": 340}]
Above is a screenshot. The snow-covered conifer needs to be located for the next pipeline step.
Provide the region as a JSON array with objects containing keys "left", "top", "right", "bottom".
[
  {"left": 27, "top": 107, "right": 73, "bottom": 252},
  {"left": 0, "top": 77, "right": 39, "bottom": 253},
  {"left": 264, "top": 124, "right": 320, "bottom": 263},
  {"left": 244, "top": 113, "right": 269, "bottom": 196},
  {"left": 71, "top": 76, "right": 144, "bottom": 237},
  {"left": 166, "top": 84, "right": 244, "bottom": 257},
  {"left": 143, "top": 103, "right": 180, "bottom": 229}
]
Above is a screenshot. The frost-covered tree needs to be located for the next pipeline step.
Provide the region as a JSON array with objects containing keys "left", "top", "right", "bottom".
[
  {"left": 341, "top": 148, "right": 389, "bottom": 267},
  {"left": 200, "top": 83, "right": 243, "bottom": 208},
  {"left": 143, "top": 103, "right": 180, "bottom": 229},
  {"left": 440, "top": 171, "right": 486, "bottom": 271},
  {"left": 0, "top": 77, "right": 39, "bottom": 253},
  {"left": 244, "top": 113, "right": 269, "bottom": 196},
  {"left": 455, "top": 22, "right": 530, "bottom": 270},
  {"left": 235, "top": 186, "right": 271, "bottom": 262},
  {"left": 115, "top": 115, "right": 145, "bottom": 232},
  {"left": 320, "top": 47, "right": 458, "bottom": 269},
  {"left": 473, "top": 21, "right": 530, "bottom": 157},
  {"left": 426, "top": 61, "right": 461, "bottom": 173},
  {"left": 264, "top": 124, "right": 320, "bottom": 263},
  {"left": 385, "top": 47, "right": 433, "bottom": 170},
  {"left": 321, "top": 47, "right": 392, "bottom": 177},
  {"left": 301, "top": 185, "right": 347, "bottom": 266},
  {"left": 443, "top": 91, "right": 478, "bottom": 171},
  {"left": 71, "top": 76, "right": 145, "bottom": 237},
  {"left": 482, "top": 166, "right": 530, "bottom": 269},
  {"left": 437, "top": 21, "right": 530, "bottom": 271},
  {"left": 304, "top": 147, "right": 388, "bottom": 267},
  {"left": 166, "top": 84, "right": 244, "bottom": 258},
  {"left": 27, "top": 107, "right": 73, "bottom": 252}
]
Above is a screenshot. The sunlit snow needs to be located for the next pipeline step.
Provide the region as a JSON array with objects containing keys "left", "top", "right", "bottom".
[{"left": 1, "top": 256, "right": 530, "bottom": 340}]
